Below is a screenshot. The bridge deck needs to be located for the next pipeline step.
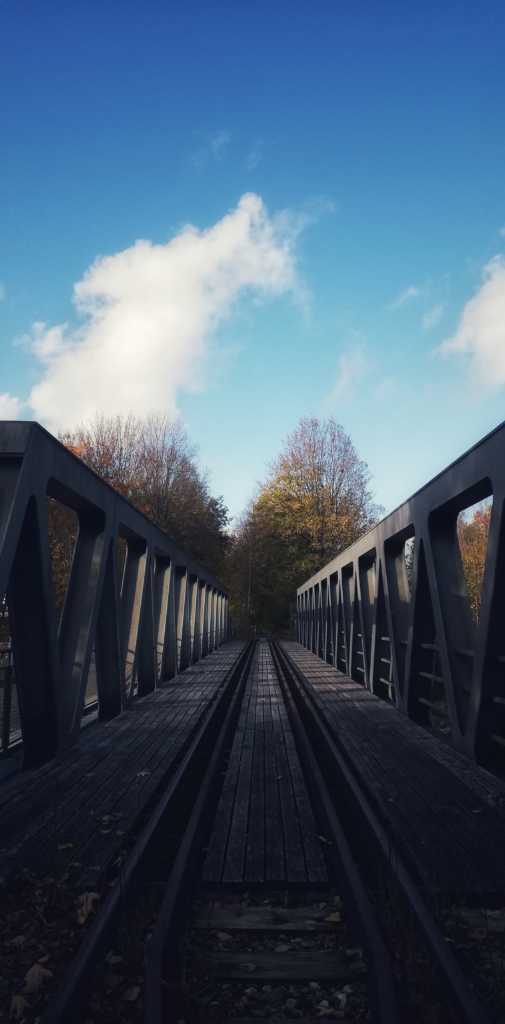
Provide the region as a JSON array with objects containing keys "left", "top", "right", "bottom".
[
  {"left": 0, "top": 642, "right": 245, "bottom": 893},
  {"left": 203, "top": 640, "right": 328, "bottom": 885},
  {"left": 282, "top": 641, "right": 505, "bottom": 898}
]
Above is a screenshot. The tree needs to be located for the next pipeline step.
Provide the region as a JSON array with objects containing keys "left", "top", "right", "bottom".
[
  {"left": 457, "top": 502, "right": 492, "bottom": 624},
  {"left": 43, "top": 415, "right": 230, "bottom": 617},
  {"left": 227, "top": 417, "right": 382, "bottom": 632}
]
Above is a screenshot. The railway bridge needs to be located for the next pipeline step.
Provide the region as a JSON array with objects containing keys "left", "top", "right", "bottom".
[{"left": 1, "top": 421, "right": 505, "bottom": 1024}]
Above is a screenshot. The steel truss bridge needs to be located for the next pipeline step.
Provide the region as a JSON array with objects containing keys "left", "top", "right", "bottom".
[{"left": 1, "top": 419, "right": 505, "bottom": 1024}]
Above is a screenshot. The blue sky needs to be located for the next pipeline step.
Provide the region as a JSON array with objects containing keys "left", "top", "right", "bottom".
[{"left": 2, "top": 1, "right": 505, "bottom": 520}]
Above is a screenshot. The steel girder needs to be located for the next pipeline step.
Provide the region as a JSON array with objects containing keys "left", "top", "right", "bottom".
[
  {"left": 0, "top": 421, "right": 230, "bottom": 768},
  {"left": 296, "top": 419, "right": 505, "bottom": 767}
]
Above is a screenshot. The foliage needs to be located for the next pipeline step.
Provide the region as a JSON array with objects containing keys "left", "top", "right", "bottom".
[
  {"left": 226, "top": 417, "right": 382, "bottom": 632},
  {"left": 41, "top": 415, "right": 230, "bottom": 617},
  {"left": 457, "top": 502, "right": 492, "bottom": 623},
  {"left": 61, "top": 414, "right": 230, "bottom": 578}
]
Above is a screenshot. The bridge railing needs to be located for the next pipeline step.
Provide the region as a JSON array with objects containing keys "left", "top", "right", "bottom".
[
  {"left": 0, "top": 421, "right": 230, "bottom": 768},
  {"left": 296, "top": 421, "right": 505, "bottom": 769}
]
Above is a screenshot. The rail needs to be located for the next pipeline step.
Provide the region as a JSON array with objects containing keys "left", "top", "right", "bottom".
[
  {"left": 296, "top": 420, "right": 505, "bottom": 768},
  {"left": 0, "top": 421, "right": 230, "bottom": 768}
]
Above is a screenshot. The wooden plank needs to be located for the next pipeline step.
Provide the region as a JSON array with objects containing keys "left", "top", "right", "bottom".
[
  {"left": 196, "top": 949, "right": 366, "bottom": 981},
  {"left": 194, "top": 905, "right": 340, "bottom": 931},
  {"left": 0, "top": 643, "right": 245, "bottom": 888},
  {"left": 222, "top": 661, "right": 256, "bottom": 883},
  {"left": 202, "top": 684, "right": 253, "bottom": 882},
  {"left": 270, "top": 699, "right": 306, "bottom": 883},
  {"left": 245, "top": 668, "right": 265, "bottom": 882},
  {"left": 277, "top": 692, "right": 327, "bottom": 885},
  {"left": 282, "top": 641, "right": 505, "bottom": 896},
  {"left": 264, "top": 676, "right": 285, "bottom": 882}
]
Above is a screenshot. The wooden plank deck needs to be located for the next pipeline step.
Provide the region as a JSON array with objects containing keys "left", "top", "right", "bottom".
[
  {"left": 282, "top": 641, "right": 505, "bottom": 898},
  {"left": 0, "top": 642, "right": 245, "bottom": 890},
  {"left": 203, "top": 640, "right": 327, "bottom": 886}
]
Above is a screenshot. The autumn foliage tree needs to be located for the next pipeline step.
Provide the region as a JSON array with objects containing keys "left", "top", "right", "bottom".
[
  {"left": 457, "top": 502, "right": 492, "bottom": 623},
  {"left": 46, "top": 414, "right": 230, "bottom": 615},
  {"left": 61, "top": 415, "right": 230, "bottom": 575},
  {"left": 227, "top": 417, "right": 382, "bottom": 632}
]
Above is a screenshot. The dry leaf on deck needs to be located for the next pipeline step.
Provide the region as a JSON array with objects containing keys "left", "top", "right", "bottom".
[
  {"left": 77, "top": 891, "right": 100, "bottom": 925},
  {"left": 24, "top": 962, "right": 53, "bottom": 994},
  {"left": 10, "top": 994, "right": 28, "bottom": 1020},
  {"left": 122, "top": 986, "right": 140, "bottom": 1001}
]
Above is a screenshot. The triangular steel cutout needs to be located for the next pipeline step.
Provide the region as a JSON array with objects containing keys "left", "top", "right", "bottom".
[
  {"left": 407, "top": 540, "right": 451, "bottom": 740},
  {"left": 94, "top": 537, "right": 123, "bottom": 718},
  {"left": 7, "top": 497, "right": 59, "bottom": 767},
  {"left": 372, "top": 561, "right": 395, "bottom": 702}
]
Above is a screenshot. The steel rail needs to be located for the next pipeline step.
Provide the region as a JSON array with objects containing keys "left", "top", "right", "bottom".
[
  {"left": 145, "top": 638, "right": 399, "bottom": 1024},
  {"left": 143, "top": 639, "right": 256, "bottom": 1023},
  {"left": 269, "top": 641, "right": 398, "bottom": 1023},
  {"left": 273, "top": 640, "right": 492, "bottom": 1024},
  {"left": 40, "top": 641, "right": 253, "bottom": 1024}
]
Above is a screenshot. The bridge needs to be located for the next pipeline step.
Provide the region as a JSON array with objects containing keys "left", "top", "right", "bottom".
[{"left": 1, "top": 420, "right": 505, "bottom": 1024}]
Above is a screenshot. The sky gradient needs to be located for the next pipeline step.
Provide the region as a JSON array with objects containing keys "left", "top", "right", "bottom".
[{"left": 2, "top": 1, "right": 505, "bottom": 520}]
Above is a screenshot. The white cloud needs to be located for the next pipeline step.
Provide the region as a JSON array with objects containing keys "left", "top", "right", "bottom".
[
  {"left": 438, "top": 255, "right": 505, "bottom": 388},
  {"left": 0, "top": 393, "right": 23, "bottom": 418},
  {"left": 191, "top": 130, "right": 231, "bottom": 170},
  {"left": 389, "top": 285, "right": 420, "bottom": 310},
  {"left": 210, "top": 130, "right": 230, "bottom": 157},
  {"left": 330, "top": 345, "right": 370, "bottom": 401},
  {"left": 245, "top": 139, "right": 263, "bottom": 172},
  {"left": 18, "top": 194, "right": 300, "bottom": 431},
  {"left": 422, "top": 303, "right": 445, "bottom": 330}
]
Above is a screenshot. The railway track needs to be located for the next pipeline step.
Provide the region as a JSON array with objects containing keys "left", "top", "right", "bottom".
[{"left": 33, "top": 638, "right": 496, "bottom": 1023}]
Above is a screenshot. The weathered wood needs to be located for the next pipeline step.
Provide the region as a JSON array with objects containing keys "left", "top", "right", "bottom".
[
  {"left": 282, "top": 641, "right": 505, "bottom": 897},
  {"left": 204, "top": 641, "right": 327, "bottom": 886},
  {"left": 196, "top": 949, "right": 365, "bottom": 981},
  {"left": 194, "top": 905, "right": 340, "bottom": 931},
  {"left": 0, "top": 643, "right": 245, "bottom": 888}
]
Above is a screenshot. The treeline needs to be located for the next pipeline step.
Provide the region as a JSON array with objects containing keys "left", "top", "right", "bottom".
[{"left": 41, "top": 413, "right": 492, "bottom": 635}]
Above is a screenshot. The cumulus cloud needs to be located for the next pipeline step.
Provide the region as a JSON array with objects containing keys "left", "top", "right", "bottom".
[
  {"left": 19, "top": 194, "right": 299, "bottom": 431},
  {"left": 330, "top": 345, "right": 370, "bottom": 401},
  {"left": 0, "top": 393, "right": 23, "bottom": 418},
  {"left": 438, "top": 255, "right": 505, "bottom": 388},
  {"left": 389, "top": 284, "right": 420, "bottom": 310},
  {"left": 422, "top": 303, "right": 445, "bottom": 330}
]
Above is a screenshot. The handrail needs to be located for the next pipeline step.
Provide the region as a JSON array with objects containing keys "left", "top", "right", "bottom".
[
  {"left": 0, "top": 421, "right": 230, "bottom": 768},
  {"left": 296, "top": 420, "right": 505, "bottom": 768}
]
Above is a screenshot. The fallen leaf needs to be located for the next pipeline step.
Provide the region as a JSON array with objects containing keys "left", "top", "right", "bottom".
[
  {"left": 9, "top": 994, "right": 28, "bottom": 1020},
  {"left": 324, "top": 911, "right": 341, "bottom": 923},
  {"left": 216, "top": 931, "right": 232, "bottom": 942},
  {"left": 317, "top": 835, "right": 333, "bottom": 846},
  {"left": 122, "top": 986, "right": 140, "bottom": 1001},
  {"left": 58, "top": 843, "right": 74, "bottom": 851},
  {"left": 77, "top": 891, "right": 100, "bottom": 925},
  {"left": 24, "top": 962, "right": 53, "bottom": 994},
  {"left": 106, "top": 952, "right": 123, "bottom": 965}
]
